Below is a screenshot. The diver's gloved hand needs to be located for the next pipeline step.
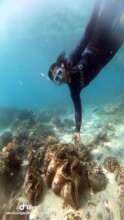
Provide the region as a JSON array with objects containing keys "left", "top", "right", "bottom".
[{"left": 73, "top": 132, "right": 80, "bottom": 145}]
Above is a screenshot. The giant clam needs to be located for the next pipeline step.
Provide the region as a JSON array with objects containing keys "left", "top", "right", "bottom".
[
  {"left": 43, "top": 143, "right": 106, "bottom": 209},
  {"left": 43, "top": 144, "right": 85, "bottom": 208},
  {"left": 0, "top": 147, "right": 22, "bottom": 184},
  {"left": 24, "top": 150, "right": 43, "bottom": 206}
]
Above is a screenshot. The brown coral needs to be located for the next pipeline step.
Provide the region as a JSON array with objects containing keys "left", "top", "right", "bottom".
[
  {"left": 0, "top": 148, "right": 22, "bottom": 181},
  {"left": 6, "top": 141, "right": 17, "bottom": 151},
  {"left": 103, "top": 157, "right": 120, "bottom": 173}
]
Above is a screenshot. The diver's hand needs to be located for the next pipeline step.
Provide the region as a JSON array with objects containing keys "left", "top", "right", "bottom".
[{"left": 73, "top": 132, "right": 80, "bottom": 144}]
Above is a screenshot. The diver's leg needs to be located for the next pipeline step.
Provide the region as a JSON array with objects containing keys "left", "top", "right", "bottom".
[
  {"left": 69, "top": 0, "right": 101, "bottom": 66},
  {"left": 69, "top": 0, "right": 123, "bottom": 65},
  {"left": 117, "top": 14, "right": 124, "bottom": 43},
  {"left": 111, "top": 10, "right": 124, "bottom": 44},
  {"left": 94, "top": 0, "right": 120, "bottom": 36}
]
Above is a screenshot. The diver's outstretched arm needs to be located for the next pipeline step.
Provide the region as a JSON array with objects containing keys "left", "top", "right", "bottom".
[
  {"left": 70, "top": 88, "right": 82, "bottom": 133},
  {"left": 69, "top": 0, "right": 100, "bottom": 66}
]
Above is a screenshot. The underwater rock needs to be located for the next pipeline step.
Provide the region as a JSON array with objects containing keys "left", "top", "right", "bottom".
[
  {"left": 0, "top": 131, "right": 13, "bottom": 147},
  {"left": 103, "top": 157, "right": 120, "bottom": 173},
  {"left": 24, "top": 150, "right": 44, "bottom": 206},
  {"left": 87, "top": 165, "right": 108, "bottom": 193}
]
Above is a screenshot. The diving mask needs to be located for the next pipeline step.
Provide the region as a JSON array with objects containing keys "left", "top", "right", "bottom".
[{"left": 53, "top": 67, "right": 65, "bottom": 85}]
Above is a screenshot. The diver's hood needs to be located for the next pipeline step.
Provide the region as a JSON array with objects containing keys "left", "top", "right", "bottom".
[{"left": 56, "top": 52, "right": 67, "bottom": 68}]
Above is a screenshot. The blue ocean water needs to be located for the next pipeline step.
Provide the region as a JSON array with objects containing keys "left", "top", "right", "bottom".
[{"left": 0, "top": 0, "right": 124, "bottom": 110}]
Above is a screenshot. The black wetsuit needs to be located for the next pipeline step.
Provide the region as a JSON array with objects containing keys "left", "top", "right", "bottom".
[{"left": 68, "top": 0, "right": 124, "bottom": 132}]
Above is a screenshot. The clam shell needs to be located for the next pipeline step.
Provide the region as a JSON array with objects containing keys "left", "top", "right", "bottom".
[{"left": 52, "top": 165, "right": 66, "bottom": 195}]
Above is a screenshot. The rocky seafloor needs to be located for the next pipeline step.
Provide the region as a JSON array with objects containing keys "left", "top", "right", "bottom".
[{"left": 0, "top": 95, "right": 124, "bottom": 220}]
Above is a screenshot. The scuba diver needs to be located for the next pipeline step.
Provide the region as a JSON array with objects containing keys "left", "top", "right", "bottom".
[{"left": 48, "top": 0, "right": 124, "bottom": 142}]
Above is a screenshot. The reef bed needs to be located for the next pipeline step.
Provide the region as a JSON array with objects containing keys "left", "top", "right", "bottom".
[{"left": 0, "top": 95, "right": 124, "bottom": 220}]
